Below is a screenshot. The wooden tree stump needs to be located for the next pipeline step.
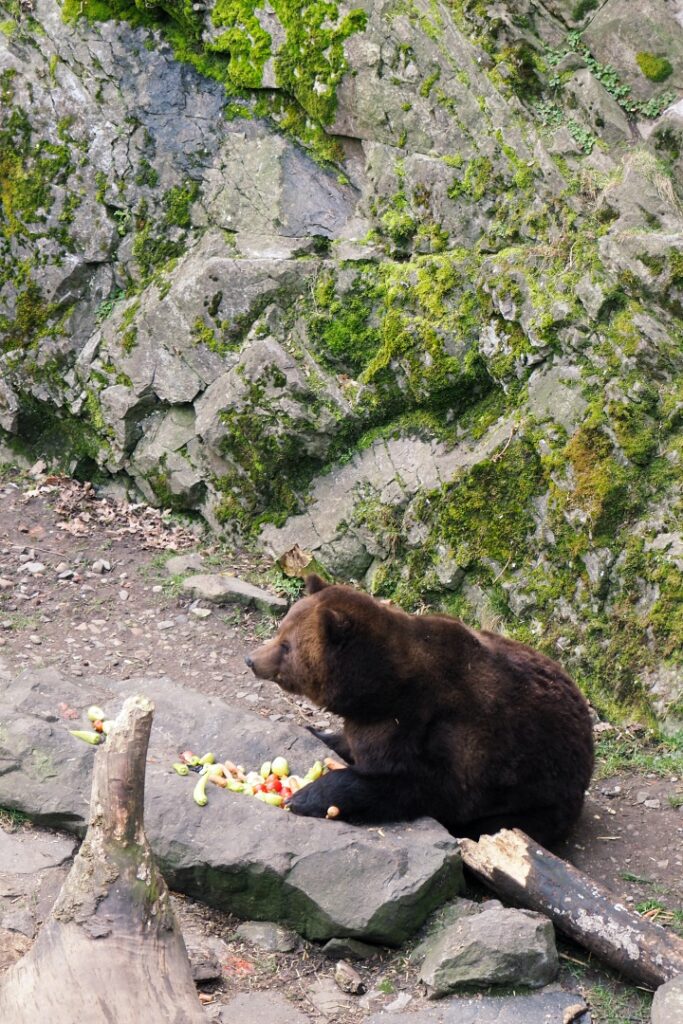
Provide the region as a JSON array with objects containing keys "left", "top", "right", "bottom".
[
  {"left": 0, "top": 695, "right": 206, "bottom": 1023},
  {"left": 460, "top": 828, "right": 683, "bottom": 989}
]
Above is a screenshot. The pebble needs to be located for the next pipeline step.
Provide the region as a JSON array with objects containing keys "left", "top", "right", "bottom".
[
  {"left": 91, "top": 559, "right": 111, "bottom": 574},
  {"left": 1, "top": 620, "right": 12, "bottom": 630},
  {"left": 190, "top": 607, "right": 212, "bottom": 619},
  {"left": 0, "top": 577, "right": 13, "bottom": 590},
  {"left": 334, "top": 961, "right": 366, "bottom": 995},
  {"left": 23, "top": 562, "right": 46, "bottom": 574},
  {"left": 28, "top": 635, "right": 42, "bottom": 645},
  {"left": 644, "top": 799, "right": 661, "bottom": 809},
  {"left": 119, "top": 589, "right": 129, "bottom": 601},
  {"left": 157, "top": 620, "right": 175, "bottom": 631}
]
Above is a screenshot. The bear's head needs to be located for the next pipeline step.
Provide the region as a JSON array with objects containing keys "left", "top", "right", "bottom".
[{"left": 245, "top": 575, "right": 409, "bottom": 719}]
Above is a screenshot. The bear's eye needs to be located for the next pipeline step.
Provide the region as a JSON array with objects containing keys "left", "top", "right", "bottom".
[{"left": 280, "top": 641, "right": 291, "bottom": 654}]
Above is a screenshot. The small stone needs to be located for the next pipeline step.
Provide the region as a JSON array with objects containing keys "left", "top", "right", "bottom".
[
  {"left": 235, "top": 921, "right": 300, "bottom": 952},
  {"left": 187, "top": 947, "right": 223, "bottom": 983},
  {"left": 190, "top": 606, "right": 212, "bottom": 619},
  {"left": 644, "top": 798, "right": 661, "bottom": 809},
  {"left": 23, "top": 562, "right": 46, "bottom": 575},
  {"left": 157, "top": 621, "right": 175, "bottom": 631},
  {"left": 29, "top": 459, "right": 46, "bottom": 477},
  {"left": 334, "top": 960, "right": 366, "bottom": 994},
  {"left": 166, "top": 553, "right": 205, "bottom": 576},
  {"left": 0, "top": 578, "right": 13, "bottom": 590},
  {"left": 321, "top": 938, "right": 381, "bottom": 961},
  {"left": 58, "top": 570, "right": 75, "bottom": 580},
  {"left": 91, "top": 559, "right": 111, "bottom": 574},
  {"left": 1, "top": 621, "right": 12, "bottom": 630},
  {"left": 152, "top": 585, "right": 163, "bottom": 593},
  {"left": 28, "top": 635, "right": 42, "bottom": 645},
  {"left": 119, "top": 590, "right": 129, "bottom": 602}
]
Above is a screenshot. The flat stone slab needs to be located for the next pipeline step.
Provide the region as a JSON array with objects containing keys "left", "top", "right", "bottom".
[
  {"left": 366, "top": 991, "right": 591, "bottom": 1023},
  {"left": 0, "top": 826, "right": 77, "bottom": 939},
  {"left": 0, "top": 669, "right": 462, "bottom": 945},
  {"left": 182, "top": 574, "right": 288, "bottom": 612}
]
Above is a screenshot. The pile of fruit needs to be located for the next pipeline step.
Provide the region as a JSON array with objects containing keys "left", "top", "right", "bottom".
[
  {"left": 69, "top": 705, "right": 113, "bottom": 744},
  {"left": 69, "top": 707, "right": 343, "bottom": 817},
  {"left": 173, "top": 751, "right": 342, "bottom": 817}
]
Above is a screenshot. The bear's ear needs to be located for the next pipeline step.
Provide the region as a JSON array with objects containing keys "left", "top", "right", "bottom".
[
  {"left": 305, "top": 574, "right": 329, "bottom": 594},
  {"left": 321, "top": 607, "right": 351, "bottom": 644}
]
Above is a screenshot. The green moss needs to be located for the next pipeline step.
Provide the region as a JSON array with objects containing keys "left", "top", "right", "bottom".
[
  {"left": 0, "top": 282, "right": 61, "bottom": 353},
  {"left": 209, "top": 0, "right": 272, "bottom": 89},
  {"left": 419, "top": 67, "right": 441, "bottom": 98},
  {"left": 434, "top": 438, "right": 544, "bottom": 568},
  {"left": 307, "top": 268, "right": 381, "bottom": 376},
  {"left": 636, "top": 52, "right": 673, "bottom": 83},
  {"left": 448, "top": 156, "right": 494, "bottom": 202},
  {"left": 565, "top": 425, "right": 630, "bottom": 536}
]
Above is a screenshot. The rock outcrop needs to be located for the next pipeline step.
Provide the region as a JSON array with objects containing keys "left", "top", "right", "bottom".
[{"left": 1, "top": 0, "right": 682, "bottom": 725}]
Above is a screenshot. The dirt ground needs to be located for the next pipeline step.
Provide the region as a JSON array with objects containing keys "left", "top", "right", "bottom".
[{"left": 0, "top": 461, "right": 681, "bottom": 1023}]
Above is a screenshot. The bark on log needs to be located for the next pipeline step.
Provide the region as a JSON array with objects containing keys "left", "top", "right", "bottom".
[
  {"left": 0, "top": 695, "right": 206, "bottom": 1023},
  {"left": 460, "top": 828, "right": 683, "bottom": 989}
]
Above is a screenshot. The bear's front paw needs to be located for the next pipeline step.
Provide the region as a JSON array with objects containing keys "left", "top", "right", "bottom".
[{"left": 286, "top": 778, "right": 334, "bottom": 819}]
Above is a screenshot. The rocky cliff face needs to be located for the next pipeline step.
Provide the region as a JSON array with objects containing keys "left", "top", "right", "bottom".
[{"left": 1, "top": 0, "right": 682, "bottom": 727}]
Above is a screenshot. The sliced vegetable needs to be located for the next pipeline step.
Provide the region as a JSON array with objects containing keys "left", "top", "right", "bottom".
[
  {"left": 193, "top": 773, "right": 210, "bottom": 806},
  {"left": 70, "top": 729, "right": 102, "bottom": 745},
  {"left": 271, "top": 756, "right": 289, "bottom": 778},
  {"left": 255, "top": 791, "right": 284, "bottom": 806},
  {"left": 259, "top": 760, "right": 272, "bottom": 779},
  {"left": 303, "top": 760, "right": 324, "bottom": 783},
  {"left": 86, "top": 705, "right": 106, "bottom": 723},
  {"left": 172, "top": 763, "right": 190, "bottom": 776}
]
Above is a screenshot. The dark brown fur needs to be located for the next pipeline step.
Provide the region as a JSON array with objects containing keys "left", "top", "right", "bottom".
[{"left": 246, "top": 575, "right": 594, "bottom": 845}]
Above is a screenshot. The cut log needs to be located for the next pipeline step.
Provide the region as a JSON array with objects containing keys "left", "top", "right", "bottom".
[
  {"left": 460, "top": 828, "right": 683, "bottom": 989},
  {"left": 0, "top": 695, "right": 206, "bottom": 1023}
]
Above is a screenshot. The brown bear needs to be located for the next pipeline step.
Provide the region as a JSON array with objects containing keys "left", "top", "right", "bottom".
[{"left": 246, "top": 575, "right": 594, "bottom": 845}]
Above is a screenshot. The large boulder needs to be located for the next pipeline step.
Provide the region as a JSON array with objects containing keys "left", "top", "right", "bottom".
[{"left": 0, "top": 668, "right": 462, "bottom": 945}]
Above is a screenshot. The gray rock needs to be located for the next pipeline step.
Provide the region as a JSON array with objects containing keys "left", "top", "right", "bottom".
[
  {"left": 307, "top": 976, "right": 355, "bottom": 1017},
  {"left": 651, "top": 974, "right": 683, "bottom": 1024},
  {"left": 564, "top": 69, "right": 632, "bottom": 148},
  {"left": 334, "top": 959, "right": 366, "bottom": 994},
  {"left": 235, "top": 921, "right": 300, "bottom": 952},
  {"left": 0, "top": 668, "right": 463, "bottom": 945},
  {"left": 182, "top": 574, "right": 288, "bottom": 612},
  {"left": 166, "top": 553, "right": 205, "bottom": 576},
  {"left": 365, "top": 991, "right": 591, "bottom": 1024},
  {"left": 527, "top": 363, "right": 588, "bottom": 432},
  {"left": 0, "top": 379, "right": 19, "bottom": 434},
  {"left": 418, "top": 905, "right": 558, "bottom": 995},
  {"left": 1, "top": 908, "right": 37, "bottom": 939},
  {"left": 321, "top": 937, "right": 382, "bottom": 961},
  {"left": 187, "top": 947, "right": 222, "bottom": 982}
]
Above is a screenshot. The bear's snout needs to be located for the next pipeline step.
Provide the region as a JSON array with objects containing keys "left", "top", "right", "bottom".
[{"left": 245, "top": 641, "right": 281, "bottom": 681}]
